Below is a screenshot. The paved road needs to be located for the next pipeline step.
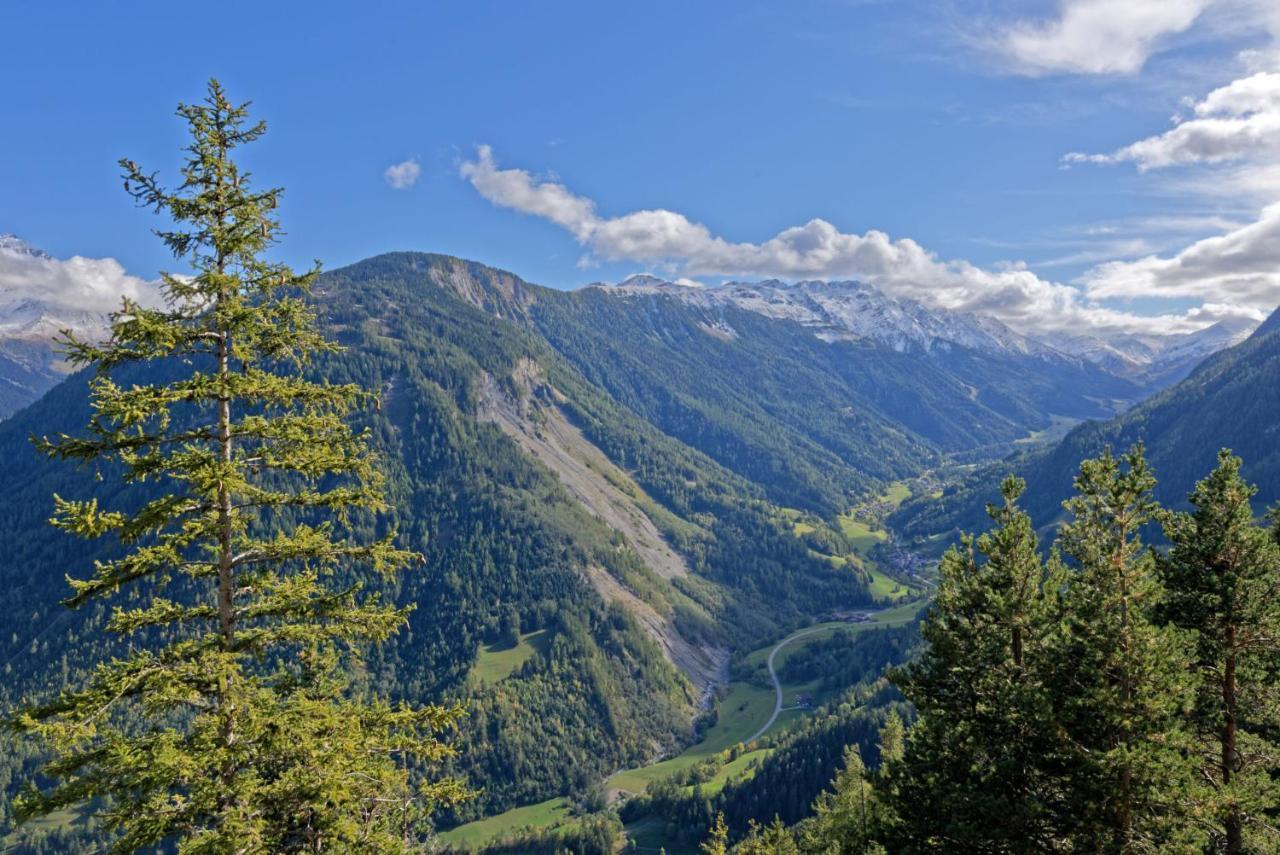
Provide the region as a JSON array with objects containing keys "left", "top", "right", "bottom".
[{"left": 745, "top": 625, "right": 828, "bottom": 744}]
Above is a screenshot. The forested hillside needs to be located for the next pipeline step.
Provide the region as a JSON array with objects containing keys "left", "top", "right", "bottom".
[
  {"left": 1, "top": 252, "right": 908, "bottom": 840},
  {"left": 894, "top": 306, "right": 1280, "bottom": 542},
  {"left": 5, "top": 249, "right": 1251, "bottom": 851}
]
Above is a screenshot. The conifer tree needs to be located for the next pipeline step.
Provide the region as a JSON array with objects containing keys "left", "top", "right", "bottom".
[
  {"left": 1159, "top": 450, "right": 1280, "bottom": 853},
  {"left": 7, "top": 80, "right": 467, "bottom": 852},
  {"left": 799, "top": 744, "right": 885, "bottom": 854},
  {"left": 885, "top": 476, "right": 1068, "bottom": 852},
  {"left": 1053, "top": 446, "right": 1200, "bottom": 853},
  {"left": 701, "top": 812, "right": 729, "bottom": 855},
  {"left": 735, "top": 817, "right": 800, "bottom": 854}
]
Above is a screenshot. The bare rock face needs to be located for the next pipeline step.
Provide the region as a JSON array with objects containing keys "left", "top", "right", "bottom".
[{"left": 476, "top": 357, "right": 728, "bottom": 702}]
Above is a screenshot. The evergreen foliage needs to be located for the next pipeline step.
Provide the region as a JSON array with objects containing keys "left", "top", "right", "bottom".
[
  {"left": 875, "top": 447, "right": 1280, "bottom": 853},
  {"left": 886, "top": 476, "right": 1069, "bottom": 852},
  {"left": 5, "top": 81, "right": 466, "bottom": 852},
  {"left": 795, "top": 745, "right": 879, "bottom": 854},
  {"left": 1052, "top": 447, "right": 1199, "bottom": 851},
  {"left": 1158, "top": 450, "right": 1280, "bottom": 853}
]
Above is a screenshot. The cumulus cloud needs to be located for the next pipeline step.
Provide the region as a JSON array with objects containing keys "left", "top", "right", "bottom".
[
  {"left": 1080, "top": 202, "right": 1280, "bottom": 313},
  {"left": 383, "top": 158, "right": 422, "bottom": 190},
  {"left": 1060, "top": 60, "right": 1280, "bottom": 323},
  {"left": 0, "top": 236, "right": 161, "bottom": 320},
  {"left": 1065, "top": 71, "right": 1280, "bottom": 169},
  {"left": 458, "top": 147, "right": 1231, "bottom": 336},
  {"left": 995, "top": 0, "right": 1212, "bottom": 76}
]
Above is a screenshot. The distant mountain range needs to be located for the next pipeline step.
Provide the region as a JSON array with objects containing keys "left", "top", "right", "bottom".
[
  {"left": 0, "top": 237, "right": 1256, "bottom": 420},
  {"left": 0, "top": 250, "right": 1273, "bottom": 837},
  {"left": 600, "top": 274, "right": 1256, "bottom": 388},
  {"left": 0, "top": 235, "right": 105, "bottom": 417},
  {"left": 893, "top": 306, "right": 1280, "bottom": 541},
  {"left": 1057, "top": 318, "right": 1258, "bottom": 387}
]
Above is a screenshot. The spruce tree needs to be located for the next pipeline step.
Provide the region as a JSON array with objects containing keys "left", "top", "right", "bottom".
[
  {"left": 1159, "top": 450, "right": 1280, "bottom": 853},
  {"left": 7, "top": 80, "right": 467, "bottom": 852},
  {"left": 886, "top": 476, "right": 1068, "bottom": 852},
  {"left": 1053, "top": 446, "right": 1200, "bottom": 853}
]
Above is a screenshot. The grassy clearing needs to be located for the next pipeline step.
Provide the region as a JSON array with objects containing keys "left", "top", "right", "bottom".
[
  {"left": 1, "top": 804, "right": 91, "bottom": 848},
  {"left": 692, "top": 748, "right": 772, "bottom": 795},
  {"left": 837, "top": 515, "right": 887, "bottom": 553},
  {"left": 882, "top": 482, "right": 911, "bottom": 506},
  {"left": 868, "top": 566, "right": 910, "bottom": 600},
  {"left": 437, "top": 797, "right": 572, "bottom": 847},
  {"left": 808, "top": 549, "right": 848, "bottom": 568},
  {"left": 608, "top": 680, "right": 776, "bottom": 794},
  {"left": 470, "top": 629, "right": 551, "bottom": 684},
  {"left": 1014, "top": 414, "right": 1080, "bottom": 447}
]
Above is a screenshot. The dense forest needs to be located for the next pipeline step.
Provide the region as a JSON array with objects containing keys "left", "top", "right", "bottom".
[
  {"left": 426, "top": 444, "right": 1280, "bottom": 854},
  {"left": 0, "top": 83, "right": 897, "bottom": 851},
  {"left": 669, "top": 446, "right": 1280, "bottom": 853}
]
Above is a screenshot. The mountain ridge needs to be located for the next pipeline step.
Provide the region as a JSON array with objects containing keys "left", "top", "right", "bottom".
[{"left": 892, "top": 304, "right": 1280, "bottom": 540}]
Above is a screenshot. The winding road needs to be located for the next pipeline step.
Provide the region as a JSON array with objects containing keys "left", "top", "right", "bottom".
[{"left": 745, "top": 625, "right": 829, "bottom": 744}]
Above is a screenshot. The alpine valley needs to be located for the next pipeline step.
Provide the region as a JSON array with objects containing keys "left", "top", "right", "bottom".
[{"left": 0, "top": 249, "right": 1267, "bottom": 853}]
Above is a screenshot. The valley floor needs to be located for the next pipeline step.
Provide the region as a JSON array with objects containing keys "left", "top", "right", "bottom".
[{"left": 437, "top": 600, "right": 924, "bottom": 851}]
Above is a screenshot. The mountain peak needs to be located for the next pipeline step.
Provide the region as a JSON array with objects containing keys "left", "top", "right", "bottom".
[{"left": 0, "top": 234, "right": 51, "bottom": 260}]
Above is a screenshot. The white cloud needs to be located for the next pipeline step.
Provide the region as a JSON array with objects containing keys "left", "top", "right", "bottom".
[
  {"left": 383, "top": 158, "right": 422, "bottom": 190},
  {"left": 1065, "top": 71, "right": 1280, "bottom": 169},
  {"left": 0, "top": 236, "right": 161, "bottom": 319},
  {"left": 1060, "top": 60, "right": 1280, "bottom": 323},
  {"left": 458, "top": 147, "right": 1232, "bottom": 336},
  {"left": 1080, "top": 202, "right": 1280, "bottom": 313},
  {"left": 459, "top": 146, "right": 595, "bottom": 239},
  {"left": 995, "top": 0, "right": 1213, "bottom": 76}
]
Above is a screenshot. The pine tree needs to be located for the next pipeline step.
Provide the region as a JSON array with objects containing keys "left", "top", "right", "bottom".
[
  {"left": 885, "top": 476, "right": 1068, "bottom": 852},
  {"left": 1053, "top": 445, "right": 1200, "bottom": 853},
  {"left": 1159, "top": 450, "right": 1280, "bottom": 853},
  {"left": 7, "top": 80, "right": 467, "bottom": 852}
]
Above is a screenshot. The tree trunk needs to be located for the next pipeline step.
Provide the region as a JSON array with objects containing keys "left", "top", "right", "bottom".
[
  {"left": 217, "top": 327, "right": 234, "bottom": 650},
  {"left": 1224, "top": 638, "right": 1241, "bottom": 853}
]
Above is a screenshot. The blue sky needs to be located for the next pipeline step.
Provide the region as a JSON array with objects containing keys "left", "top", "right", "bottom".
[{"left": 3, "top": 0, "right": 1279, "bottom": 337}]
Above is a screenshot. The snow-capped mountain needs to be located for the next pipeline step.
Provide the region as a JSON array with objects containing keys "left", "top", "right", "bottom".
[
  {"left": 0, "top": 235, "right": 114, "bottom": 418},
  {"left": 596, "top": 275, "right": 1257, "bottom": 389},
  {"left": 0, "top": 234, "right": 113, "bottom": 347},
  {"left": 600, "top": 275, "right": 1081, "bottom": 367},
  {"left": 1057, "top": 317, "right": 1258, "bottom": 387}
]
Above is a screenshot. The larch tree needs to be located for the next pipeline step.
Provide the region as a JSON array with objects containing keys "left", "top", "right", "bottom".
[
  {"left": 1053, "top": 445, "right": 1200, "bottom": 853},
  {"left": 1159, "top": 450, "right": 1280, "bottom": 853},
  {"left": 7, "top": 80, "right": 467, "bottom": 853},
  {"left": 735, "top": 817, "right": 801, "bottom": 855},
  {"left": 701, "top": 812, "right": 730, "bottom": 855},
  {"left": 885, "top": 476, "right": 1069, "bottom": 852}
]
